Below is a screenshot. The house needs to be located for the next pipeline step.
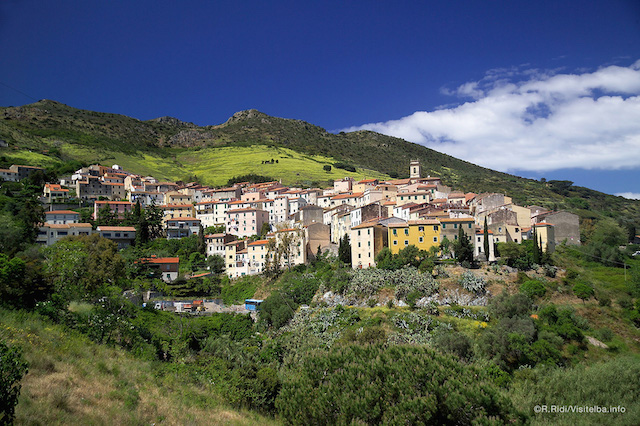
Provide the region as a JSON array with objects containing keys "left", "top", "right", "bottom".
[
  {"left": 96, "top": 226, "right": 136, "bottom": 249},
  {"left": 76, "top": 175, "right": 115, "bottom": 200},
  {"left": 350, "top": 218, "right": 389, "bottom": 269},
  {"left": 533, "top": 222, "right": 556, "bottom": 253},
  {"left": 195, "top": 200, "right": 230, "bottom": 228},
  {"left": 247, "top": 239, "right": 269, "bottom": 275},
  {"left": 532, "top": 210, "right": 580, "bottom": 246},
  {"left": 334, "top": 177, "right": 354, "bottom": 192},
  {"left": 138, "top": 256, "right": 180, "bottom": 282},
  {"left": 36, "top": 223, "right": 92, "bottom": 245},
  {"left": 474, "top": 228, "right": 496, "bottom": 262},
  {"left": 128, "top": 190, "right": 164, "bottom": 208},
  {"left": 439, "top": 217, "right": 476, "bottom": 244},
  {"left": 396, "top": 191, "right": 431, "bottom": 207},
  {"left": 226, "top": 208, "right": 269, "bottom": 238},
  {"left": 165, "top": 217, "right": 201, "bottom": 239},
  {"left": 44, "top": 210, "right": 80, "bottom": 224},
  {"left": 350, "top": 202, "right": 387, "bottom": 229},
  {"left": 271, "top": 227, "right": 307, "bottom": 268},
  {"left": 9, "top": 164, "right": 44, "bottom": 180},
  {"left": 304, "top": 222, "right": 331, "bottom": 258},
  {"left": 93, "top": 200, "right": 134, "bottom": 220},
  {"left": 205, "top": 233, "right": 236, "bottom": 257},
  {"left": 162, "top": 204, "right": 196, "bottom": 223},
  {"left": 0, "top": 168, "right": 19, "bottom": 182},
  {"left": 387, "top": 219, "right": 441, "bottom": 254},
  {"left": 164, "top": 191, "right": 193, "bottom": 206},
  {"left": 292, "top": 204, "right": 324, "bottom": 226},
  {"left": 43, "top": 183, "right": 70, "bottom": 202},
  {"left": 225, "top": 240, "right": 247, "bottom": 278}
]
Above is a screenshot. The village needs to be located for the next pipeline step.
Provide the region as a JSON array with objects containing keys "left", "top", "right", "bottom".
[{"left": 0, "top": 159, "right": 581, "bottom": 293}]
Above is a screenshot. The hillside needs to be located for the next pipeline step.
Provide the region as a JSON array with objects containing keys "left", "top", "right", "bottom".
[{"left": 1, "top": 100, "right": 639, "bottom": 223}]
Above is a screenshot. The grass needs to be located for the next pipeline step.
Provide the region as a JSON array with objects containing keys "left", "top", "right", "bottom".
[
  {"left": 0, "top": 308, "right": 276, "bottom": 425},
  {"left": 176, "top": 145, "right": 389, "bottom": 186},
  {"left": 56, "top": 143, "right": 389, "bottom": 187}
]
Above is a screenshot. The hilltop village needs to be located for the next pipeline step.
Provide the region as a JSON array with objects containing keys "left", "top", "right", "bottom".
[{"left": 11, "top": 159, "right": 581, "bottom": 281}]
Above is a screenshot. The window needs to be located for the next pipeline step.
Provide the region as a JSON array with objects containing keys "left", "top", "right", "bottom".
[
  {"left": 404, "top": 240, "right": 409, "bottom": 246},
  {"left": 442, "top": 223, "right": 446, "bottom": 229},
  {"left": 358, "top": 230, "right": 361, "bottom": 236},
  {"left": 393, "top": 240, "right": 398, "bottom": 245},
  {"left": 433, "top": 237, "right": 438, "bottom": 243},
  {"left": 418, "top": 226, "right": 424, "bottom": 232},
  {"left": 404, "top": 229, "right": 409, "bottom": 236},
  {"left": 454, "top": 224, "right": 458, "bottom": 229},
  {"left": 419, "top": 237, "right": 423, "bottom": 243},
  {"left": 393, "top": 229, "right": 397, "bottom": 236},
  {"left": 468, "top": 224, "right": 472, "bottom": 229}
]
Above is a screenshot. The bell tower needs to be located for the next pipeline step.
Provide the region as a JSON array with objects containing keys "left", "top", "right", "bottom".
[{"left": 410, "top": 160, "right": 421, "bottom": 179}]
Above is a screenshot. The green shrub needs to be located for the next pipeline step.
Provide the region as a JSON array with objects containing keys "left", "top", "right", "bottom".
[
  {"left": 276, "top": 344, "right": 525, "bottom": 424},
  {"left": 520, "top": 280, "right": 547, "bottom": 298},
  {"left": 0, "top": 341, "right": 28, "bottom": 425}
]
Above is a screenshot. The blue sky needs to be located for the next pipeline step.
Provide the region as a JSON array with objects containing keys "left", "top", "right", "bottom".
[{"left": 1, "top": 1, "right": 640, "bottom": 197}]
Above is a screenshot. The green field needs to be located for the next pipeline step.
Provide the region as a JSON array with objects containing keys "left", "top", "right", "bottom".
[
  {"left": 55, "top": 143, "right": 389, "bottom": 186},
  {"left": 176, "top": 145, "right": 389, "bottom": 186}
]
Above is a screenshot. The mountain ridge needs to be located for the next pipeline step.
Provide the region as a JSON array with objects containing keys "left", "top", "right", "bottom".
[{"left": 1, "top": 100, "right": 639, "bottom": 227}]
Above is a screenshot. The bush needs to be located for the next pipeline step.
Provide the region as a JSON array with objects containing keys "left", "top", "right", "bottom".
[
  {"left": 0, "top": 341, "right": 28, "bottom": 424},
  {"left": 572, "top": 281, "right": 594, "bottom": 303},
  {"left": 520, "top": 280, "right": 547, "bottom": 299},
  {"left": 276, "top": 343, "right": 525, "bottom": 424},
  {"left": 458, "top": 271, "right": 487, "bottom": 294}
]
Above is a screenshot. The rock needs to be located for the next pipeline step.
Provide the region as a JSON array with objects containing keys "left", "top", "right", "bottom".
[{"left": 586, "top": 336, "right": 609, "bottom": 349}]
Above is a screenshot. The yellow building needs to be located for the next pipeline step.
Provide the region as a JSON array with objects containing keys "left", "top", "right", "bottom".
[{"left": 388, "top": 219, "right": 441, "bottom": 254}]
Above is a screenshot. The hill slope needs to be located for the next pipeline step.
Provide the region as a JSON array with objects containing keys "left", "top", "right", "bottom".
[{"left": 1, "top": 100, "right": 639, "bottom": 223}]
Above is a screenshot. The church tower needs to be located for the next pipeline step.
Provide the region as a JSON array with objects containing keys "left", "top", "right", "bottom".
[{"left": 410, "top": 160, "right": 421, "bottom": 179}]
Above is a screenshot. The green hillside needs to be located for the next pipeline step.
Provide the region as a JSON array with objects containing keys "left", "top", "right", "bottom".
[{"left": 1, "top": 99, "right": 639, "bottom": 225}]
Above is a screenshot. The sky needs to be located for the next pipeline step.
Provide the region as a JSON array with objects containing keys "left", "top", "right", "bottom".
[{"left": 1, "top": 1, "right": 640, "bottom": 198}]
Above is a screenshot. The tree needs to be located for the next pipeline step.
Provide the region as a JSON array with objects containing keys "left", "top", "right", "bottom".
[
  {"left": 483, "top": 217, "right": 490, "bottom": 261},
  {"left": 96, "top": 203, "right": 117, "bottom": 226},
  {"left": 0, "top": 341, "right": 28, "bottom": 425},
  {"left": 44, "top": 234, "right": 125, "bottom": 301},
  {"left": 532, "top": 226, "right": 541, "bottom": 265},
  {"left": 260, "top": 222, "right": 271, "bottom": 237},
  {"left": 323, "top": 165, "right": 331, "bottom": 172},
  {"left": 207, "top": 254, "right": 225, "bottom": 274},
  {"left": 338, "top": 234, "right": 351, "bottom": 265},
  {"left": 197, "top": 224, "right": 206, "bottom": 255},
  {"left": 453, "top": 226, "right": 473, "bottom": 265},
  {"left": 145, "top": 201, "right": 164, "bottom": 240}
]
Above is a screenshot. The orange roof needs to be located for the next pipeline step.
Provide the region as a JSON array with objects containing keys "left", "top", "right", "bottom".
[
  {"left": 138, "top": 257, "right": 179, "bottom": 264},
  {"left": 227, "top": 207, "right": 261, "bottom": 213},
  {"left": 351, "top": 218, "right": 385, "bottom": 229},
  {"left": 166, "top": 217, "right": 199, "bottom": 222},
  {"left": 205, "top": 233, "right": 227, "bottom": 238},
  {"left": 95, "top": 200, "right": 133, "bottom": 205},
  {"left": 534, "top": 222, "right": 554, "bottom": 227},
  {"left": 440, "top": 217, "right": 475, "bottom": 222},
  {"left": 98, "top": 226, "right": 136, "bottom": 232},
  {"left": 331, "top": 192, "right": 363, "bottom": 200},
  {"left": 162, "top": 204, "right": 193, "bottom": 208},
  {"left": 45, "top": 184, "right": 69, "bottom": 191},
  {"left": 248, "top": 239, "right": 269, "bottom": 246},
  {"left": 357, "top": 178, "right": 378, "bottom": 184},
  {"left": 46, "top": 210, "right": 79, "bottom": 215}
]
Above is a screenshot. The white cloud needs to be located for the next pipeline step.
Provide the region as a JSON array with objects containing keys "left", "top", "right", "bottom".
[
  {"left": 616, "top": 192, "right": 640, "bottom": 200},
  {"left": 343, "top": 61, "right": 640, "bottom": 173}
]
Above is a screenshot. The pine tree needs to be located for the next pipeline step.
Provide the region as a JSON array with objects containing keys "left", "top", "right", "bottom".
[
  {"left": 338, "top": 234, "right": 352, "bottom": 265},
  {"left": 483, "top": 217, "right": 490, "bottom": 261},
  {"left": 197, "top": 224, "right": 206, "bottom": 255}
]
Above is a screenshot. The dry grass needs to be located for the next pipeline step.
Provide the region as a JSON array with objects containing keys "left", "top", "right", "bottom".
[{"left": 0, "top": 309, "right": 276, "bottom": 425}]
